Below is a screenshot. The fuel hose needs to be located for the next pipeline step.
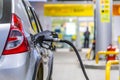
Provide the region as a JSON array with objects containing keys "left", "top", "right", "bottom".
[
  {"left": 59, "top": 39, "right": 89, "bottom": 80},
  {"left": 44, "top": 39, "right": 89, "bottom": 80}
]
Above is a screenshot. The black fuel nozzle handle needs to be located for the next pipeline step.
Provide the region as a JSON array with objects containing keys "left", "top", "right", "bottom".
[
  {"left": 34, "top": 30, "right": 58, "bottom": 50},
  {"left": 34, "top": 30, "right": 58, "bottom": 42}
]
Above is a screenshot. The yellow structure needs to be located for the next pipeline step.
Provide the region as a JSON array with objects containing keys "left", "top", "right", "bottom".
[
  {"left": 100, "top": 0, "right": 110, "bottom": 22},
  {"left": 105, "top": 60, "right": 119, "bottom": 80},
  {"left": 118, "top": 36, "right": 120, "bottom": 44},
  {"left": 95, "top": 51, "right": 119, "bottom": 64},
  {"left": 44, "top": 4, "right": 94, "bottom": 16},
  {"left": 86, "top": 48, "right": 92, "bottom": 60}
]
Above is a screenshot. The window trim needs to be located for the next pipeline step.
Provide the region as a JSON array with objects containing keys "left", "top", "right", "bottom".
[
  {"left": 29, "top": 7, "right": 40, "bottom": 33},
  {"left": 22, "top": 0, "right": 43, "bottom": 33},
  {"left": 30, "top": 7, "right": 43, "bottom": 31},
  {"left": 22, "top": 1, "right": 39, "bottom": 33},
  {"left": 28, "top": 7, "right": 40, "bottom": 33}
]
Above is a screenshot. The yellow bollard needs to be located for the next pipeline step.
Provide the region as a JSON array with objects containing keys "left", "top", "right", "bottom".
[
  {"left": 95, "top": 51, "right": 119, "bottom": 64},
  {"left": 96, "top": 51, "right": 106, "bottom": 64},
  {"left": 118, "top": 36, "right": 120, "bottom": 44},
  {"left": 86, "top": 48, "right": 92, "bottom": 60},
  {"left": 106, "top": 60, "right": 119, "bottom": 80}
]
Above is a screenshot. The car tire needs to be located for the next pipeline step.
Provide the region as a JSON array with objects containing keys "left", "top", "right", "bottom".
[{"left": 36, "top": 63, "right": 43, "bottom": 80}]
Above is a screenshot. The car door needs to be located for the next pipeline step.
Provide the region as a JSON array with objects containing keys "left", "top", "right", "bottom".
[
  {"left": 29, "top": 8, "right": 53, "bottom": 80},
  {"left": 22, "top": 1, "right": 53, "bottom": 80}
]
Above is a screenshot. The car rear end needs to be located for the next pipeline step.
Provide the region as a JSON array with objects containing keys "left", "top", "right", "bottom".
[{"left": 0, "top": 0, "right": 38, "bottom": 80}]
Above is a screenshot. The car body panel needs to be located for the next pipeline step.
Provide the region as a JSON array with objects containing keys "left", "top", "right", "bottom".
[
  {"left": 12, "top": 0, "right": 33, "bottom": 36},
  {"left": 0, "top": 52, "right": 30, "bottom": 69},
  {"left": 0, "top": 52, "right": 31, "bottom": 80},
  {"left": 0, "top": 24, "right": 10, "bottom": 56}
]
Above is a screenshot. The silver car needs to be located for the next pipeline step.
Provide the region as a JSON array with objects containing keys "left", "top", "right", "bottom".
[{"left": 0, "top": 0, "right": 53, "bottom": 80}]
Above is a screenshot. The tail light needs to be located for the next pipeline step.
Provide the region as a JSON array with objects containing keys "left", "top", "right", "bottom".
[{"left": 3, "top": 14, "right": 29, "bottom": 55}]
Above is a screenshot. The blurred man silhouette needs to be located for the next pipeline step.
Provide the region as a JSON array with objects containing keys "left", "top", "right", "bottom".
[{"left": 84, "top": 27, "right": 90, "bottom": 48}]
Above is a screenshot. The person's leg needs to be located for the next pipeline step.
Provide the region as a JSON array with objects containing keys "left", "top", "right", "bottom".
[
  {"left": 86, "top": 39, "right": 89, "bottom": 48},
  {"left": 88, "top": 40, "right": 89, "bottom": 48},
  {"left": 84, "top": 40, "right": 85, "bottom": 48},
  {"left": 85, "top": 39, "right": 87, "bottom": 48},
  {"left": 84, "top": 39, "right": 86, "bottom": 48}
]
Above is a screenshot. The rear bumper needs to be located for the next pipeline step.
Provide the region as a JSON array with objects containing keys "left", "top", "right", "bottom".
[
  {"left": 0, "top": 63, "right": 28, "bottom": 80},
  {"left": 0, "top": 52, "right": 35, "bottom": 80},
  {"left": 0, "top": 52, "right": 29, "bottom": 69}
]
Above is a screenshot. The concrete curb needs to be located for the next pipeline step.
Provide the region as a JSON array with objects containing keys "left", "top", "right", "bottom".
[{"left": 83, "top": 60, "right": 119, "bottom": 70}]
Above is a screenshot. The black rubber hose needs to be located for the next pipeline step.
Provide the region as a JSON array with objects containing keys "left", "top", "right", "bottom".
[
  {"left": 59, "top": 39, "right": 89, "bottom": 80},
  {"left": 43, "top": 39, "right": 89, "bottom": 80}
]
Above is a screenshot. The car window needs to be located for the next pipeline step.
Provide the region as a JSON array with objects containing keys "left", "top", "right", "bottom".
[
  {"left": 30, "top": 8, "right": 43, "bottom": 32},
  {"left": 0, "top": 0, "right": 3, "bottom": 19},
  {"left": 0, "top": 0, "right": 11, "bottom": 23},
  {"left": 22, "top": 1, "right": 39, "bottom": 34},
  {"left": 27, "top": 7, "right": 39, "bottom": 34}
]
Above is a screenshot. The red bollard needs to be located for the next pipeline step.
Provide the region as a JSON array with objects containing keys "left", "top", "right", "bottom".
[{"left": 106, "top": 44, "right": 116, "bottom": 62}]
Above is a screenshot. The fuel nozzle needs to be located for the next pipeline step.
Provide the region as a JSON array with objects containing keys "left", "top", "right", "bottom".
[
  {"left": 35, "top": 30, "right": 59, "bottom": 42},
  {"left": 34, "top": 30, "right": 59, "bottom": 50}
]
